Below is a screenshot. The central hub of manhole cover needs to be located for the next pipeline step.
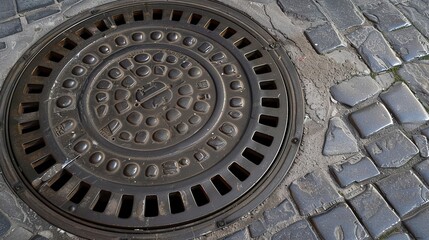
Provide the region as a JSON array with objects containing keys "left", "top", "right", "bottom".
[{"left": 0, "top": 1, "right": 303, "bottom": 238}]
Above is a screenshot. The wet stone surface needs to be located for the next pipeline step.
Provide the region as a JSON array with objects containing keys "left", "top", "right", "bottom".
[
  {"left": 414, "top": 160, "right": 429, "bottom": 185},
  {"left": 330, "top": 75, "right": 381, "bottom": 107},
  {"left": 386, "top": 233, "right": 412, "bottom": 240},
  {"left": 349, "top": 102, "right": 393, "bottom": 138},
  {"left": 316, "top": 0, "right": 364, "bottom": 31},
  {"left": 305, "top": 23, "right": 346, "bottom": 54},
  {"left": 365, "top": 130, "right": 419, "bottom": 168},
  {"left": 311, "top": 203, "right": 369, "bottom": 240},
  {"left": 323, "top": 117, "right": 359, "bottom": 156},
  {"left": 398, "top": 61, "right": 429, "bottom": 109},
  {"left": 404, "top": 207, "right": 429, "bottom": 239},
  {"left": 272, "top": 220, "right": 318, "bottom": 240},
  {"left": 413, "top": 135, "right": 429, "bottom": 158},
  {"left": 385, "top": 27, "right": 429, "bottom": 62},
  {"left": 330, "top": 156, "right": 380, "bottom": 187},
  {"left": 349, "top": 185, "right": 400, "bottom": 238},
  {"left": 376, "top": 170, "right": 429, "bottom": 217},
  {"left": 360, "top": 2, "right": 411, "bottom": 32}
]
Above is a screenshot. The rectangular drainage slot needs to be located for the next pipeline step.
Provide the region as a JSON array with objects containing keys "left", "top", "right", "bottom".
[
  {"left": 262, "top": 98, "right": 280, "bottom": 108},
  {"left": 242, "top": 148, "right": 264, "bottom": 165},
  {"left": 189, "top": 13, "right": 202, "bottom": 25},
  {"left": 50, "top": 170, "right": 73, "bottom": 191},
  {"left": 113, "top": 14, "right": 126, "bottom": 25},
  {"left": 171, "top": 10, "right": 183, "bottom": 21},
  {"left": 19, "top": 120, "right": 40, "bottom": 134},
  {"left": 191, "top": 185, "right": 210, "bottom": 206},
  {"left": 235, "top": 38, "right": 251, "bottom": 49},
  {"left": 93, "top": 190, "right": 112, "bottom": 213},
  {"left": 206, "top": 19, "right": 220, "bottom": 30},
  {"left": 153, "top": 9, "right": 163, "bottom": 20},
  {"left": 32, "top": 155, "right": 56, "bottom": 174},
  {"left": 259, "top": 114, "right": 278, "bottom": 127},
  {"left": 70, "top": 182, "right": 91, "bottom": 204},
  {"left": 60, "top": 38, "right": 77, "bottom": 50},
  {"left": 221, "top": 27, "right": 237, "bottom": 39},
  {"left": 25, "top": 84, "right": 44, "bottom": 94},
  {"left": 47, "top": 51, "right": 64, "bottom": 63},
  {"left": 245, "top": 50, "right": 263, "bottom": 61},
  {"left": 20, "top": 102, "right": 39, "bottom": 114},
  {"left": 259, "top": 81, "right": 277, "bottom": 90},
  {"left": 76, "top": 28, "right": 93, "bottom": 40},
  {"left": 32, "top": 66, "right": 52, "bottom": 77},
  {"left": 229, "top": 162, "right": 250, "bottom": 181},
  {"left": 118, "top": 195, "right": 134, "bottom": 218},
  {"left": 169, "top": 192, "right": 185, "bottom": 214},
  {"left": 252, "top": 132, "right": 274, "bottom": 146},
  {"left": 95, "top": 20, "right": 109, "bottom": 31},
  {"left": 23, "top": 138, "right": 45, "bottom": 154},
  {"left": 211, "top": 175, "right": 231, "bottom": 196},
  {"left": 144, "top": 195, "right": 159, "bottom": 217},
  {"left": 133, "top": 10, "right": 144, "bottom": 21},
  {"left": 254, "top": 64, "right": 272, "bottom": 74}
]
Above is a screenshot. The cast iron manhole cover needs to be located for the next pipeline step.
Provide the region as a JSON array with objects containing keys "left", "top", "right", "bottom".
[{"left": 0, "top": 0, "right": 303, "bottom": 238}]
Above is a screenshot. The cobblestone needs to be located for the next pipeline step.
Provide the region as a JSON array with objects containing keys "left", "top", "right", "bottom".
[
  {"left": 305, "top": 23, "right": 346, "bottom": 54},
  {"left": 376, "top": 170, "right": 429, "bottom": 217},
  {"left": 0, "top": 0, "right": 17, "bottom": 21},
  {"left": 413, "top": 135, "right": 429, "bottom": 158},
  {"left": 316, "top": 0, "right": 364, "bottom": 31},
  {"left": 272, "top": 220, "right": 318, "bottom": 240},
  {"left": 0, "top": 42, "right": 6, "bottom": 50},
  {"left": 385, "top": 27, "right": 429, "bottom": 62},
  {"left": 25, "top": 6, "right": 61, "bottom": 24},
  {"left": 16, "top": 0, "right": 55, "bottom": 13},
  {"left": 414, "top": 160, "right": 429, "bottom": 185},
  {"left": 0, "top": 211, "right": 11, "bottom": 237},
  {"left": 277, "top": 0, "right": 326, "bottom": 21},
  {"left": 290, "top": 171, "right": 343, "bottom": 215},
  {"left": 311, "top": 203, "right": 369, "bottom": 240},
  {"left": 349, "top": 102, "right": 393, "bottom": 138},
  {"left": 330, "top": 75, "right": 381, "bottom": 107},
  {"left": 330, "top": 156, "right": 380, "bottom": 187},
  {"left": 398, "top": 62, "right": 429, "bottom": 109},
  {"left": 404, "top": 207, "right": 429, "bottom": 239},
  {"left": 346, "top": 26, "right": 402, "bottom": 72},
  {"left": 386, "top": 233, "right": 412, "bottom": 240},
  {"left": 349, "top": 185, "right": 400, "bottom": 238},
  {"left": 360, "top": 2, "right": 410, "bottom": 32},
  {"left": 5, "top": 227, "right": 32, "bottom": 240},
  {"left": 248, "top": 219, "right": 266, "bottom": 238},
  {"left": 365, "top": 130, "right": 418, "bottom": 168},
  {"left": 0, "top": 18, "right": 22, "bottom": 39},
  {"left": 398, "top": 2, "right": 429, "bottom": 39},
  {"left": 224, "top": 228, "right": 251, "bottom": 240},
  {"left": 380, "top": 82, "right": 429, "bottom": 124},
  {"left": 323, "top": 117, "right": 359, "bottom": 156},
  {"left": 375, "top": 72, "right": 395, "bottom": 90},
  {"left": 30, "top": 235, "right": 49, "bottom": 240},
  {"left": 263, "top": 199, "right": 296, "bottom": 225}
]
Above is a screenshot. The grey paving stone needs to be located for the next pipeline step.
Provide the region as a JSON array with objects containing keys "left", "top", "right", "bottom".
[
  {"left": 361, "top": 2, "right": 411, "bottom": 32},
  {"left": 263, "top": 198, "right": 295, "bottom": 225},
  {"left": 330, "top": 75, "right": 381, "bottom": 107},
  {"left": 413, "top": 135, "right": 429, "bottom": 157},
  {"left": 272, "top": 220, "right": 318, "bottom": 240},
  {"left": 30, "top": 235, "right": 49, "bottom": 240},
  {"left": 349, "top": 102, "right": 393, "bottom": 138},
  {"left": 386, "top": 233, "right": 412, "bottom": 240},
  {"left": 380, "top": 82, "right": 429, "bottom": 124},
  {"left": 316, "top": 0, "right": 364, "bottom": 31},
  {"left": 414, "top": 160, "right": 429, "bottom": 185},
  {"left": 389, "top": 0, "right": 409, "bottom": 5},
  {"left": 398, "top": 2, "right": 429, "bottom": 39},
  {"left": 311, "top": 203, "right": 369, "bottom": 240},
  {"left": 385, "top": 27, "right": 429, "bottom": 62},
  {"left": 398, "top": 62, "right": 429, "bottom": 109},
  {"left": 349, "top": 185, "right": 400, "bottom": 238},
  {"left": 365, "top": 130, "right": 418, "bottom": 168},
  {"left": 404, "top": 207, "right": 429, "bottom": 239},
  {"left": 0, "top": 18, "right": 23, "bottom": 39},
  {"left": 0, "top": 211, "right": 11, "bottom": 237},
  {"left": 0, "top": 0, "right": 16, "bottom": 20},
  {"left": 224, "top": 228, "right": 250, "bottom": 240},
  {"left": 330, "top": 157, "right": 380, "bottom": 187},
  {"left": 323, "top": 117, "right": 359, "bottom": 156},
  {"left": 305, "top": 23, "right": 346, "bottom": 54},
  {"left": 25, "top": 6, "right": 61, "bottom": 24},
  {"left": 346, "top": 26, "right": 402, "bottom": 72},
  {"left": 0, "top": 42, "right": 6, "bottom": 50},
  {"left": 248, "top": 219, "right": 267, "bottom": 238},
  {"left": 290, "top": 171, "right": 343, "bottom": 215},
  {"left": 376, "top": 170, "right": 429, "bottom": 217},
  {"left": 277, "top": 0, "right": 326, "bottom": 21},
  {"left": 16, "top": 0, "right": 55, "bottom": 13},
  {"left": 5, "top": 227, "right": 32, "bottom": 240},
  {"left": 375, "top": 72, "right": 395, "bottom": 90}
]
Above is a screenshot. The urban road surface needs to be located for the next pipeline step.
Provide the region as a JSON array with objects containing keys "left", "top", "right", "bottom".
[{"left": 1, "top": 0, "right": 429, "bottom": 239}]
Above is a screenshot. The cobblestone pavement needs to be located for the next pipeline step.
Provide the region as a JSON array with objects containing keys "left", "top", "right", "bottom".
[{"left": 1, "top": 0, "right": 429, "bottom": 239}]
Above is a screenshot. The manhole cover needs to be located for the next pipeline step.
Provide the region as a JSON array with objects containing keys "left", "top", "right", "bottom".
[{"left": 0, "top": 1, "right": 303, "bottom": 238}]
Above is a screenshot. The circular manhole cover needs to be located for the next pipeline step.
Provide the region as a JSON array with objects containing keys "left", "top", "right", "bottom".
[{"left": 0, "top": 1, "right": 303, "bottom": 238}]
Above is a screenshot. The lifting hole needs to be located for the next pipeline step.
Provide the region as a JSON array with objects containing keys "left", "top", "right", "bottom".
[
  {"left": 46, "top": 52, "right": 64, "bottom": 63},
  {"left": 20, "top": 102, "right": 39, "bottom": 114},
  {"left": 32, "top": 66, "right": 52, "bottom": 77},
  {"left": 254, "top": 64, "right": 272, "bottom": 75},
  {"left": 25, "top": 84, "right": 44, "bottom": 94},
  {"left": 60, "top": 38, "right": 77, "bottom": 50},
  {"left": 259, "top": 114, "right": 278, "bottom": 127}
]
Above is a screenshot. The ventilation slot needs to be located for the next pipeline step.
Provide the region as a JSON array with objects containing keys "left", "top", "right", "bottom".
[
  {"left": 93, "top": 190, "right": 111, "bottom": 213},
  {"left": 245, "top": 50, "right": 263, "bottom": 61},
  {"left": 235, "top": 38, "right": 251, "bottom": 49},
  {"left": 254, "top": 64, "right": 272, "bottom": 74},
  {"left": 211, "top": 175, "right": 231, "bottom": 195},
  {"left": 32, "top": 155, "right": 56, "bottom": 174},
  {"left": 259, "top": 81, "right": 277, "bottom": 90},
  {"left": 20, "top": 102, "right": 39, "bottom": 114},
  {"left": 60, "top": 38, "right": 77, "bottom": 50},
  {"left": 47, "top": 51, "right": 64, "bottom": 62},
  {"left": 113, "top": 14, "right": 126, "bottom": 25},
  {"left": 50, "top": 170, "right": 72, "bottom": 191},
  {"left": 19, "top": 120, "right": 40, "bottom": 134},
  {"left": 206, "top": 19, "right": 220, "bottom": 30},
  {"left": 189, "top": 13, "right": 202, "bottom": 25},
  {"left": 229, "top": 163, "right": 250, "bottom": 181},
  {"left": 133, "top": 10, "right": 144, "bottom": 21},
  {"left": 169, "top": 192, "right": 185, "bottom": 214},
  {"left": 144, "top": 195, "right": 159, "bottom": 217},
  {"left": 221, "top": 27, "right": 237, "bottom": 39},
  {"left": 25, "top": 84, "right": 44, "bottom": 94},
  {"left": 171, "top": 10, "right": 183, "bottom": 21},
  {"left": 253, "top": 132, "right": 274, "bottom": 146},
  {"left": 153, "top": 9, "right": 163, "bottom": 20},
  {"left": 76, "top": 28, "right": 93, "bottom": 40},
  {"left": 262, "top": 98, "right": 280, "bottom": 108},
  {"left": 95, "top": 20, "right": 109, "bottom": 31},
  {"left": 23, "top": 138, "right": 45, "bottom": 154},
  {"left": 259, "top": 114, "right": 278, "bottom": 127},
  {"left": 70, "top": 182, "right": 91, "bottom": 204},
  {"left": 118, "top": 195, "right": 134, "bottom": 218},
  {"left": 243, "top": 148, "right": 264, "bottom": 165},
  {"left": 191, "top": 185, "right": 210, "bottom": 206},
  {"left": 32, "top": 66, "right": 52, "bottom": 77}
]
